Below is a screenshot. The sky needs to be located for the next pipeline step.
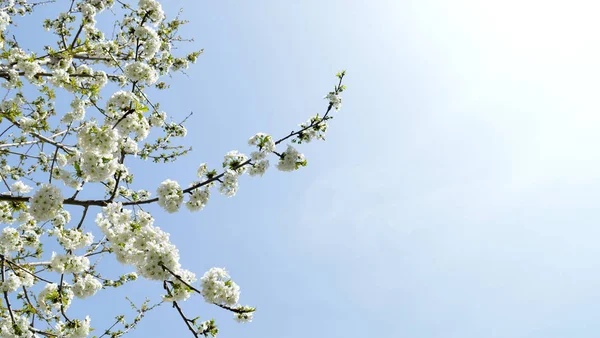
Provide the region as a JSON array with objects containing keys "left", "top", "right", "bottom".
[{"left": 14, "top": 0, "right": 600, "bottom": 337}]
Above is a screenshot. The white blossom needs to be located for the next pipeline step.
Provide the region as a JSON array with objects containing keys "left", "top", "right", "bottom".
[
  {"left": 235, "top": 312, "right": 254, "bottom": 323},
  {"left": 219, "top": 169, "right": 239, "bottom": 197},
  {"left": 78, "top": 122, "right": 120, "bottom": 155},
  {"left": 10, "top": 181, "right": 31, "bottom": 194},
  {"left": 62, "top": 97, "right": 88, "bottom": 123},
  {"left": 223, "top": 150, "right": 248, "bottom": 175},
  {"left": 0, "top": 315, "right": 33, "bottom": 338},
  {"left": 79, "top": 151, "right": 120, "bottom": 182},
  {"left": 157, "top": 179, "right": 183, "bottom": 213},
  {"left": 0, "top": 227, "right": 23, "bottom": 254},
  {"left": 123, "top": 61, "right": 158, "bottom": 85},
  {"left": 38, "top": 283, "right": 74, "bottom": 315},
  {"left": 200, "top": 268, "right": 240, "bottom": 306},
  {"left": 325, "top": 92, "right": 342, "bottom": 110},
  {"left": 29, "top": 184, "right": 64, "bottom": 222},
  {"left": 51, "top": 209, "right": 71, "bottom": 227},
  {"left": 18, "top": 116, "right": 36, "bottom": 132},
  {"left": 163, "top": 269, "right": 196, "bottom": 302},
  {"left": 0, "top": 272, "right": 22, "bottom": 293},
  {"left": 49, "top": 253, "right": 90, "bottom": 274},
  {"left": 1, "top": 69, "right": 20, "bottom": 88},
  {"left": 0, "top": 202, "right": 14, "bottom": 224},
  {"left": 276, "top": 145, "right": 307, "bottom": 172},
  {"left": 17, "top": 59, "right": 43, "bottom": 83},
  {"left": 106, "top": 90, "right": 139, "bottom": 117},
  {"left": 17, "top": 270, "right": 34, "bottom": 288},
  {"left": 149, "top": 111, "right": 166, "bottom": 127},
  {"left": 72, "top": 274, "right": 102, "bottom": 299},
  {"left": 0, "top": 10, "right": 10, "bottom": 32},
  {"left": 52, "top": 168, "right": 81, "bottom": 189},
  {"left": 249, "top": 160, "right": 269, "bottom": 177},
  {"left": 96, "top": 204, "right": 182, "bottom": 280},
  {"left": 50, "top": 226, "right": 94, "bottom": 251},
  {"left": 134, "top": 26, "right": 161, "bottom": 59},
  {"left": 138, "top": 0, "right": 165, "bottom": 24},
  {"left": 56, "top": 316, "right": 91, "bottom": 338},
  {"left": 196, "top": 163, "right": 208, "bottom": 178},
  {"left": 248, "top": 132, "right": 276, "bottom": 156},
  {"left": 48, "top": 68, "right": 70, "bottom": 88},
  {"left": 186, "top": 188, "right": 210, "bottom": 212}
]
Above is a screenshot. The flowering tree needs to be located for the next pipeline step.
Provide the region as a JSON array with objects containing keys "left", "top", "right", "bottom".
[{"left": 0, "top": 0, "right": 345, "bottom": 337}]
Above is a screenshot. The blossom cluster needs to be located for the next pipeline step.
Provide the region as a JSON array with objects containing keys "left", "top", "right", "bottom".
[
  {"left": 200, "top": 268, "right": 240, "bottom": 306},
  {"left": 157, "top": 179, "right": 183, "bottom": 213},
  {"left": 29, "top": 184, "right": 64, "bottom": 222},
  {"left": 96, "top": 203, "right": 182, "bottom": 280}
]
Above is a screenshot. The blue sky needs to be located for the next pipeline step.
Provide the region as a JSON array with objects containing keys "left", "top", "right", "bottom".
[{"left": 14, "top": 0, "right": 600, "bottom": 337}]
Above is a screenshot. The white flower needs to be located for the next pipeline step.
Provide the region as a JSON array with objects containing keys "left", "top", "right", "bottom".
[
  {"left": 134, "top": 26, "right": 161, "bottom": 59},
  {"left": 79, "top": 3, "right": 97, "bottom": 19},
  {"left": 196, "top": 163, "right": 208, "bottom": 178},
  {"left": 157, "top": 179, "right": 183, "bottom": 213},
  {"left": 38, "top": 283, "right": 74, "bottom": 315},
  {"left": 48, "top": 68, "right": 70, "bottom": 88},
  {"left": 248, "top": 132, "right": 276, "bottom": 154},
  {"left": 72, "top": 274, "right": 102, "bottom": 299},
  {"left": 0, "top": 202, "right": 14, "bottom": 224},
  {"left": 18, "top": 116, "right": 36, "bottom": 132},
  {"left": 219, "top": 170, "right": 239, "bottom": 197},
  {"left": 103, "top": 92, "right": 151, "bottom": 140},
  {"left": 149, "top": 111, "right": 166, "bottom": 127},
  {"left": 0, "top": 11, "right": 10, "bottom": 32},
  {"left": 16, "top": 212, "right": 35, "bottom": 231},
  {"left": 123, "top": 61, "right": 158, "bottom": 85},
  {"left": 49, "top": 253, "right": 90, "bottom": 274},
  {"left": 51, "top": 226, "right": 94, "bottom": 251},
  {"left": 96, "top": 204, "right": 182, "bottom": 280},
  {"left": 223, "top": 150, "right": 248, "bottom": 175},
  {"left": 52, "top": 168, "right": 81, "bottom": 189},
  {"left": 325, "top": 92, "right": 342, "bottom": 110},
  {"left": 62, "top": 97, "right": 88, "bottom": 123},
  {"left": 92, "top": 40, "right": 119, "bottom": 58},
  {"left": 186, "top": 188, "right": 210, "bottom": 212},
  {"left": 200, "top": 267, "right": 240, "bottom": 306},
  {"left": 29, "top": 184, "right": 64, "bottom": 222},
  {"left": 0, "top": 227, "right": 23, "bottom": 255},
  {"left": 0, "top": 272, "right": 21, "bottom": 293},
  {"left": 21, "top": 229, "right": 40, "bottom": 248},
  {"left": 17, "top": 270, "right": 34, "bottom": 288},
  {"left": 248, "top": 160, "right": 269, "bottom": 177},
  {"left": 2, "top": 69, "right": 20, "bottom": 88},
  {"left": 56, "top": 153, "right": 68, "bottom": 167},
  {"left": 276, "top": 145, "right": 307, "bottom": 172},
  {"left": 56, "top": 316, "right": 91, "bottom": 338},
  {"left": 17, "top": 59, "right": 43, "bottom": 83},
  {"left": 163, "top": 269, "right": 196, "bottom": 302},
  {"left": 138, "top": 0, "right": 165, "bottom": 24},
  {"left": 105, "top": 90, "right": 139, "bottom": 117},
  {"left": 235, "top": 312, "right": 254, "bottom": 323},
  {"left": 120, "top": 137, "right": 139, "bottom": 155},
  {"left": 77, "top": 122, "right": 120, "bottom": 155},
  {"left": 51, "top": 209, "right": 71, "bottom": 227},
  {"left": 79, "top": 151, "right": 120, "bottom": 182},
  {"left": 297, "top": 115, "right": 328, "bottom": 143},
  {"left": 92, "top": 70, "right": 109, "bottom": 90},
  {"left": 10, "top": 181, "right": 31, "bottom": 194},
  {"left": 114, "top": 112, "right": 150, "bottom": 140},
  {"left": 0, "top": 315, "right": 33, "bottom": 338}
]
